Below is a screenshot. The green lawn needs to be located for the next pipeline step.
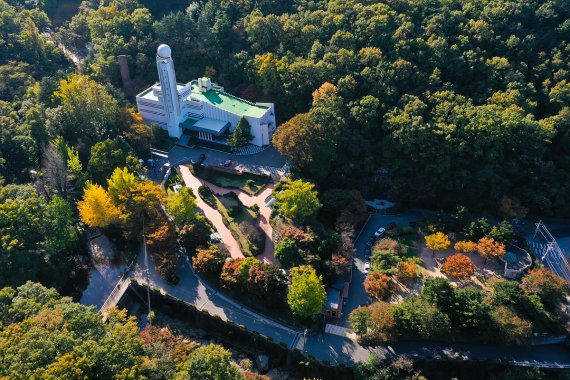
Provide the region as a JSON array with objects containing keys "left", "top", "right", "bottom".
[{"left": 215, "top": 194, "right": 265, "bottom": 257}]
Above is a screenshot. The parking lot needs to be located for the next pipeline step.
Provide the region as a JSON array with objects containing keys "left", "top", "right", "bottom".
[{"left": 339, "top": 211, "right": 421, "bottom": 327}]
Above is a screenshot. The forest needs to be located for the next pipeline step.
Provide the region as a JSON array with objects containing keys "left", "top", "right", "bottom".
[{"left": 0, "top": 0, "right": 569, "bottom": 377}]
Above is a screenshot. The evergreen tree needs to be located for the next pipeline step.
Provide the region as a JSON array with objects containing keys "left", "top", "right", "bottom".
[{"left": 229, "top": 117, "right": 253, "bottom": 149}]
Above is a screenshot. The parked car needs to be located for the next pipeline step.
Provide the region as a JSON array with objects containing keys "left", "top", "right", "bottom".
[
  {"left": 373, "top": 227, "right": 386, "bottom": 238},
  {"left": 364, "top": 262, "right": 371, "bottom": 273},
  {"left": 198, "top": 153, "right": 206, "bottom": 164},
  {"left": 387, "top": 222, "right": 396, "bottom": 230},
  {"left": 364, "top": 247, "right": 371, "bottom": 260},
  {"left": 366, "top": 239, "right": 374, "bottom": 247},
  {"left": 223, "top": 159, "right": 233, "bottom": 167}
]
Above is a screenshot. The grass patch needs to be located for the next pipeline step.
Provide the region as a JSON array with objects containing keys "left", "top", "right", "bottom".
[
  {"left": 192, "top": 164, "right": 270, "bottom": 195},
  {"left": 214, "top": 193, "right": 265, "bottom": 257}
]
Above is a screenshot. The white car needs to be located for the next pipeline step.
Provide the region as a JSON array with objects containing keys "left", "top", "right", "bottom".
[
  {"left": 373, "top": 227, "right": 386, "bottom": 238},
  {"left": 364, "top": 262, "right": 371, "bottom": 273}
]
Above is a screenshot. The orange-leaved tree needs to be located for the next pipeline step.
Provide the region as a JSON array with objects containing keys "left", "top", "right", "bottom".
[
  {"left": 396, "top": 261, "right": 418, "bottom": 282},
  {"left": 454, "top": 240, "right": 477, "bottom": 253},
  {"left": 442, "top": 253, "right": 475, "bottom": 280},
  {"left": 364, "top": 272, "right": 392, "bottom": 299},
  {"left": 425, "top": 232, "right": 451, "bottom": 257},
  {"left": 476, "top": 237, "right": 506, "bottom": 263},
  {"left": 77, "top": 183, "right": 120, "bottom": 228}
]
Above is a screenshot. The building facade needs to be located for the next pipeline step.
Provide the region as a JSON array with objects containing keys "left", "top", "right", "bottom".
[{"left": 136, "top": 44, "right": 276, "bottom": 147}]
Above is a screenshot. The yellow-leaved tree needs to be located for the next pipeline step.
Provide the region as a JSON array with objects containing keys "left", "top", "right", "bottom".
[
  {"left": 77, "top": 183, "right": 120, "bottom": 228},
  {"left": 425, "top": 232, "right": 451, "bottom": 258}
]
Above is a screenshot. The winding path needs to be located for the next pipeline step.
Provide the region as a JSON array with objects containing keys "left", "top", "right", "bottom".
[{"left": 178, "top": 165, "right": 279, "bottom": 264}]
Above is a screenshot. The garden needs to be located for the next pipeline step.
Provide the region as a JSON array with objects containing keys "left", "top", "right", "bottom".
[
  {"left": 198, "top": 185, "right": 265, "bottom": 257},
  {"left": 190, "top": 163, "right": 271, "bottom": 195},
  {"left": 351, "top": 208, "right": 570, "bottom": 347}
]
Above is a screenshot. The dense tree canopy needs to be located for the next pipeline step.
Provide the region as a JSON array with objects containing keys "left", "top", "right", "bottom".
[{"left": 0, "top": 185, "right": 78, "bottom": 289}]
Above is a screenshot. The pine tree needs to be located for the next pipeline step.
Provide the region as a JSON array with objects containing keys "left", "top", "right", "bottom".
[{"left": 229, "top": 117, "right": 253, "bottom": 149}]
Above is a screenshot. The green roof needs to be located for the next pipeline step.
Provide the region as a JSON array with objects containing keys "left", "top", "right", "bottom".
[{"left": 190, "top": 81, "right": 269, "bottom": 118}]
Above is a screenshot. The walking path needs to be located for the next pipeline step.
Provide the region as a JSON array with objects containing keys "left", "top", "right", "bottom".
[
  {"left": 178, "top": 165, "right": 279, "bottom": 265},
  {"left": 178, "top": 165, "right": 243, "bottom": 259}
]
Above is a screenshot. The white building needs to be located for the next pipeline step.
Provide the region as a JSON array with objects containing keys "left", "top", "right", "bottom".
[{"left": 136, "top": 44, "right": 276, "bottom": 148}]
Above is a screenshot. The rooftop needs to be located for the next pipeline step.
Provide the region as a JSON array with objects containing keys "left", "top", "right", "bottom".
[
  {"left": 137, "top": 84, "right": 187, "bottom": 102},
  {"left": 180, "top": 117, "right": 231, "bottom": 136},
  {"left": 189, "top": 81, "right": 269, "bottom": 118},
  {"left": 325, "top": 288, "right": 341, "bottom": 310}
]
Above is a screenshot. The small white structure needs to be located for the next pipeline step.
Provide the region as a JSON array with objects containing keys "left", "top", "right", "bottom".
[{"left": 136, "top": 44, "right": 277, "bottom": 147}]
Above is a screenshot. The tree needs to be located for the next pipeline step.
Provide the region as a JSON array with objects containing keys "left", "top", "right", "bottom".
[
  {"left": 42, "top": 137, "right": 83, "bottom": 200},
  {"left": 275, "top": 180, "right": 322, "bottom": 222},
  {"left": 287, "top": 265, "right": 326, "bottom": 319},
  {"left": 454, "top": 287, "right": 489, "bottom": 332},
  {"left": 77, "top": 183, "right": 120, "bottom": 228},
  {"left": 87, "top": 138, "right": 131, "bottom": 184},
  {"left": 349, "top": 307, "right": 371, "bottom": 336},
  {"left": 0, "top": 283, "right": 146, "bottom": 378},
  {"left": 476, "top": 237, "right": 506, "bottom": 262},
  {"left": 107, "top": 167, "right": 165, "bottom": 238},
  {"left": 272, "top": 113, "right": 334, "bottom": 179},
  {"left": 364, "top": 272, "right": 392, "bottom": 300},
  {"left": 442, "top": 253, "right": 475, "bottom": 280},
  {"left": 366, "top": 301, "right": 396, "bottom": 343},
  {"left": 51, "top": 75, "right": 120, "bottom": 147},
  {"left": 396, "top": 261, "right": 418, "bottom": 282},
  {"left": 0, "top": 186, "right": 78, "bottom": 289},
  {"left": 192, "top": 245, "right": 227, "bottom": 274},
  {"left": 182, "top": 344, "right": 243, "bottom": 380},
  {"left": 229, "top": 117, "right": 253, "bottom": 149},
  {"left": 220, "top": 258, "right": 245, "bottom": 288},
  {"left": 454, "top": 240, "right": 477, "bottom": 254},
  {"left": 521, "top": 268, "right": 568, "bottom": 307},
  {"left": 425, "top": 232, "right": 451, "bottom": 257},
  {"left": 178, "top": 217, "right": 212, "bottom": 253},
  {"left": 421, "top": 278, "right": 456, "bottom": 312},
  {"left": 167, "top": 187, "right": 198, "bottom": 226},
  {"left": 490, "top": 306, "right": 532, "bottom": 345},
  {"left": 247, "top": 262, "right": 288, "bottom": 305},
  {"left": 392, "top": 296, "right": 452, "bottom": 339},
  {"left": 274, "top": 237, "right": 302, "bottom": 268}
]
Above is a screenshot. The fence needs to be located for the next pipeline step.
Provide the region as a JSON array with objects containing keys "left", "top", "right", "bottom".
[{"left": 531, "top": 221, "right": 570, "bottom": 284}]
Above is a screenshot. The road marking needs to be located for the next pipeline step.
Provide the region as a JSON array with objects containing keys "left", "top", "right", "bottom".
[{"left": 325, "top": 324, "right": 356, "bottom": 340}]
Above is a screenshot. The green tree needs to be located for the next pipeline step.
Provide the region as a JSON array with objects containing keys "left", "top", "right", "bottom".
[
  {"left": 181, "top": 344, "right": 243, "bottom": 380},
  {"left": 87, "top": 138, "right": 131, "bottom": 184},
  {"left": 274, "top": 237, "right": 302, "bottom": 268},
  {"left": 287, "top": 265, "right": 326, "bottom": 319},
  {"left": 229, "top": 117, "right": 253, "bottom": 149},
  {"left": 275, "top": 180, "right": 322, "bottom": 222},
  {"left": 51, "top": 75, "right": 120, "bottom": 147},
  {"left": 166, "top": 187, "right": 197, "bottom": 226}
]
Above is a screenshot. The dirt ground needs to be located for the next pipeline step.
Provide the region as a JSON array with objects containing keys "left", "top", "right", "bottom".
[{"left": 419, "top": 244, "right": 504, "bottom": 290}]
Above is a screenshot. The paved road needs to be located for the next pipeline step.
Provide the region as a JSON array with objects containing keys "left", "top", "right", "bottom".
[
  {"left": 131, "top": 249, "right": 300, "bottom": 347},
  {"left": 169, "top": 145, "right": 287, "bottom": 176}
]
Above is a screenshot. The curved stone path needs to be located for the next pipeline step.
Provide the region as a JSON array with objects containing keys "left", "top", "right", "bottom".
[{"left": 178, "top": 165, "right": 279, "bottom": 265}]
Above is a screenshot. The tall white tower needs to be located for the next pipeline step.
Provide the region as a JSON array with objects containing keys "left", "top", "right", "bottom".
[{"left": 156, "top": 44, "right": 182, "bottom": 138}]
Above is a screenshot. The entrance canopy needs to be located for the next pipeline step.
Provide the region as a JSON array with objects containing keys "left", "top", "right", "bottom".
[{"left": 180, "top": 117, "right": 231, "bottom": 136}]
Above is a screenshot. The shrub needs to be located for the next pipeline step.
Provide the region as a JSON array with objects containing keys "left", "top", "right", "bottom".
[
  {"left": 454, "top": 240, "right": 477, "bottom": 253},
  {"left": 274, "top": 237, "right": 302, "bottom": 268},
  {"left": 373, "top": 238, "right": 399, "bottom": 254},
  {"left": 198, "top": 185, "right": 216, "bottom": 207}
]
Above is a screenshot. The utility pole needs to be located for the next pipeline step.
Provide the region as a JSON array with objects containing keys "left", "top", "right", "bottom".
[{"left": 143, "top": 215, "right": 152, "bottom": 324}]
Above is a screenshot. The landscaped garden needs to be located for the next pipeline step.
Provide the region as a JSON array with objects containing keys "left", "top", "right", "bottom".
[
  {"left": 191, "top": 163, "right": 270, "bottom": 195},
  {"left": 351, "top": 208, "right": 570, "bottom": 348}
]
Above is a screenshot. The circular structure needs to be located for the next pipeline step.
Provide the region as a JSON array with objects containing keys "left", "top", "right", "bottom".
[{"left": 157, "top": 44, "right": 172, "bottom": 59}]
